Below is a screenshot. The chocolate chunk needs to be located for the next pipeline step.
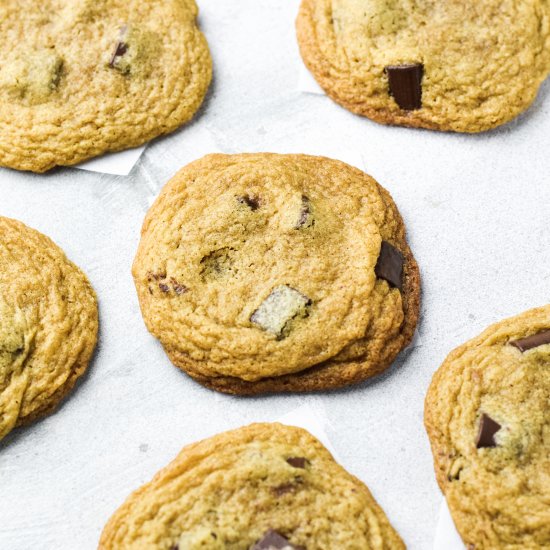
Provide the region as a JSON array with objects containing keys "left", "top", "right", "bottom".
[
  {"left": 273, "top": 482, "right": 296, "bottom": 497},
  {"left": 158, "top": 283, "right": 170, "bottom": 293},
  {"left": 251, "top": 529, "right": 304, "bottom": 550},
  {"left": 170, "top": 278, "right": 188, "bottom": 295},
  {"left": 510, "top": 329, "right": 550, "bottom": 352},
  {"left": 147, "top": 271, "right": 167, "bottom": 282},
  {"left": 375, "top": 241, "right": 404, "bottom": 290},
  {"left": 286, "top": 457, "right": 307, "bottom": 468},
  {"left": 476, "top": 414, "right": 501, "bottom": 449},
  {"left": 237, "top": 194, "right": 260, "bottom": 211},
  {"left": 295, "top": 196, "right": 313, "bottom": 229},
  {"left": 109, "top": 26, "right": 128, "bottom": 69},
  {"left": 386, "top": 63, "right": 423, "bottom": 110},
  {"left": 250, "top": 285, "right": 311, "bottom": 339}
]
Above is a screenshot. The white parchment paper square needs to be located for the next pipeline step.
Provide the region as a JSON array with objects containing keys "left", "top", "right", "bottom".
[{"left": 75, "top": 145, "right": 147, "bottom": 176}]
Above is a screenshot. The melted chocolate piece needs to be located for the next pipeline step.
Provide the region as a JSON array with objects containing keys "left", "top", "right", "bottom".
[
  {"left": 147, "top": 271, "right": 167, "bottom": 281},
  {"left": 476, "top": 414, "right": 501, "bottom": 449},
  {"left": 251, "top": 529, "right": 304, "bottom": 550},
  {"left": 109, "top": 26, "right": 129, "bottom": 68},
  {"left": 295, "top": 196, "right": 313, "bottom": 229},
  {"left": 170, "top": 278, "right": 188, "bottom": 295},
  {"left": 237, "top": 195, "right": 260, "bottom": 211},
  {"left": 273, "top": 482, "right": 296, "bottom": 497},
  {"left": 286, "top": 457, "right": 307, "bottom": 468},
  {"left": 375, "top": 241, "right": 404, "bottom": 290},
  {"left": 386, "top": 63, "right": 423, "bottom": 110},
  {"left": 158, "top": 283, "right": 170, "bottom": 293},
  {"left": 510, "top": 329, "right": 550, "bottom": 352}
]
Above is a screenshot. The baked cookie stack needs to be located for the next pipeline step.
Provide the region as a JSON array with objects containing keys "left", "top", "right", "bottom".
[{"left": 132, "top": 153, "right": 420, "bottom": 394}]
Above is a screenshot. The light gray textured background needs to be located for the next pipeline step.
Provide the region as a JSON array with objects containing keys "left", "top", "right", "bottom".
[{"left": 1, "top": 1, "right": 549, "bottom": 548}]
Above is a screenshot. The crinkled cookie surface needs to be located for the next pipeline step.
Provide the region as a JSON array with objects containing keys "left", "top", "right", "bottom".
[
  {"left": 132, "top": 153, "right": 420, "bottom": 394},
  {"left": 425, "top": 305, "right": 550, "bottom": 549},
  {"left": 0, "top": 217, "right": 98, "bottom": 441},
  {"left": 297, "top": 0, "right": 550, "bottom": 132},
  {"left": 0, "top": 0, "right": 211, "bottom": 172},
  {"left": 99, "top": 423, "right": 405, "bottom": 550}
]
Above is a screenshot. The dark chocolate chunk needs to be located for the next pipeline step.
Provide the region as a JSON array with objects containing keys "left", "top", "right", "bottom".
[
  {"left": 158, "top": 283, "right": 170, "bottom": 293},
  {"left": 375, "top": 241, "right": 404, "bottom": 290},
  {"left": 109, "top": 26, "right": 128, "bottom": 68},
  {"left": 286, "top": 457, "right": 307, "bottom": 468},
  {"left": 510, "top": 329, "right": 550, "bottom": 352},
  {"left": 386, "top": 63, "right": 423, "bottom": 110},
  {"left": 251, "top": 529, "right": 304, "bottom": 550},
  {"left": 169, "top": 546, "right": 179, "bottom": 550},
  {"left": 170, "top": 278, "right": 188, "bottom": 295},
  {"left": 147, "top": 271, "right": 167, "bottom": 282},
  {"left": 295, "top": 196, "right": 313, "bottom": 229},
  {"left": 250, "top": 285, "right": 311, "bottom": 339},
  {"left": 476, "top": 414, "right": 501, "bottom": 449},
  {"left": 237, "top": 194, "right": 260, "bottom": 211},
  {"left": 273, "top": 482, "right": 296, "bottom": 497}
]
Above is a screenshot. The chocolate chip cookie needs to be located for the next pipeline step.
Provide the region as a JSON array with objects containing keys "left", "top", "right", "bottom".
[
  {"left": 0, "top": 0, "right": 211, "bottom": 172},
  {"left": 0, "top": 217, "right": 98, "bottom": 441},
  {"left": 424, "top": 305, "right": 550, "bottom": 549},
  {"left": 99, "top": 423, "right": 405, "bottom": 549},
  {"left": 132, "top": 153, "right": 420, "bottom": 394},
  {"left": 296, "top": 0, "right": 550, "bottom": 132}
]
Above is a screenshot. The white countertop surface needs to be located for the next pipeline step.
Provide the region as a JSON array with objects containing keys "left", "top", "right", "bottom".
[{"left": 1, "top": 1, "right": 549, "bottom": 548}]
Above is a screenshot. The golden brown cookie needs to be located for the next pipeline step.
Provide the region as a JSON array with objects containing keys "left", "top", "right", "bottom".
[
  {"left": 0, "top": 217, "right": 98, "bottom": 441},
  {"left": 132, "top": 153, "right": 420, "bottom": 394},
  {"left": 296, "top": 0, "right": 550, "bottom": 133},
  {"left": 99, "top": 422, "right": 405, "bottom": 549},
  {"left": 425, "top": 305, "right": 550, "bottom": 549},
  {"left": 0, "top": 0, "right": 211, "bottom": 172}
]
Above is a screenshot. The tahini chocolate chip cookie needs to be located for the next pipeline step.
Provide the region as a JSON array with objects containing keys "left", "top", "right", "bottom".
[
  {"left": 132, "top": 153, "right": 420, "bottom": 394},
  {"left": 424, "top": 305, "right": 550, "bottom": 549},
  {"left": 296, "top": 0, "right": 550, "bottom": 132},
  {"left": 0, "top": 0, "right": 211, "bottom": 172},
  {"left": 99, "top": 423, "right": 405, "bottom": 549},
  {"left": 0, "top": 217, "right": 98, "bottom": 441}
]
